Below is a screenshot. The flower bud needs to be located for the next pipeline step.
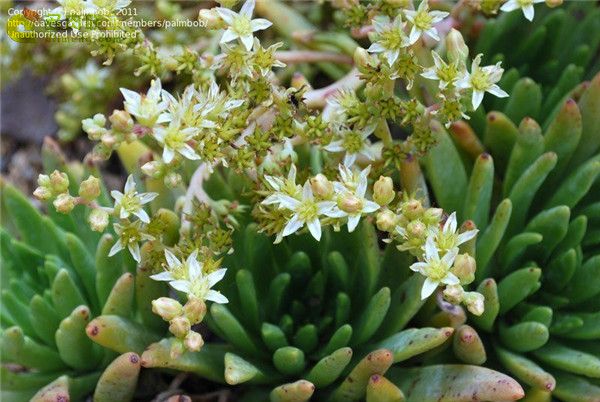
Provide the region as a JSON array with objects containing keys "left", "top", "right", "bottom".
[
  {"left": 92, "top": 113, "right": 106, "bottom": 126},
  {"left": 463, "top": 292, "right": 485, "bottom": 316},
  {"left": 443, "top": 285, "right": 464, "bottom": 304},
  {"left": 453, "top": 253, "right": 476, "bottom": 285},
  {"left": 402, "top": 199, "right": 424, "bottom": 220},
  {"left": 34, "top": 186, "right": 53, "bottom": 202},
  {"left": 142, "top": 161, "right": 164, "bottom": 179},
  {"left": 311, "top": 174, "right": 334, "bottom": 199},
  {"left": 169, "top": 315, "right": 191, "bottom": 338},
  {"left": 184, "top": 331, "right": 204, "bottom": 352},
  {"left": 373, "top": 176, "right": 395, "bottom": 206},
  {"left": 152, "top": 297, "right": 183, "bottom": 321},
  {"left": 198, "top": 8, "right": 225, "bottom": 29},
  {"left": 183, "top": 298, "right": 207, "bottom": 324},
  {"left": 50, "top": 170, "right": 69, "bottom": 194},
  {"left": 423, "top": 207, "right": 443, "bottom": 225},
  {"left": 88, "top": 209, "right": 109, "bottom": 232},
  {"left": 109, "top": 110, "right": 133, "bottom": 133},
  {"left": 545, "top": 0, "right": 562, "bottom": 7},
  {"left": 353, "top": 47, "right": 371, "bottom": 73},
  {"left": 338, "top": 192, "right": 362, "bottom": 214},
  {"left": 170, "top": 338, "right": 186, "bottom": 359},
  {"left": 290, "top": 73, "right": 311, "bottom": 90},
  {"left": 376, "top": 210, "right": 398, "bottom": 232},
  {"left": 164, "top": 172, "right": 182, "bottom": 188},
  {"left": 79, "top": 176, "right": 101, "bottom": 201},
  {"left": 37, "top": 174, "right": 51, "bottom": 187},
  {"left": 53, "top": 193, "right": 75, "bottom": 214},
  {"left": 101, "top": 132, "right": 119, "bottom": 148},
  {"left": 446, "top": 29, "right": 469, "bottom": 65},
  {"left": 407, "top": 220, "right": 426, "bottom": 238}
]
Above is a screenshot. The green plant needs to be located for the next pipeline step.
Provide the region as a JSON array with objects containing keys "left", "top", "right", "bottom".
[
  {"left": 428, "top": 72, "right": 600, "bottom": 401},
  {"left": 0, "top": 142, "right": 173, "bottom": 401}
]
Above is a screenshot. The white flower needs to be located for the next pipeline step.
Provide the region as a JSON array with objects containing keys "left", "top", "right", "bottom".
[
  {"left": 404, "top": 0, "right": 449, "bottom": 45},
  {"left": 367, "top": 16, "right": 410, "bottom": 66},
  {"left": 324, "top": 125, "right": 376, "bottom": 167},
  {"left": 262, "top": 164, "right": 302, "bottom": 207},
  {"left": 427, "top": 212, "right": 478, "bottom": 254},
  {"left": 109, "top": 220, "right": 154, "bottom": 263},
  {"left": 277, "top": 181, "right": 336, "bottom": 241},
  {"left": 152, "top": 249, "right": 229, "bottom": 303},
  {"left": 421, "top": 51, "right": 460, "bottom": 90},
  {"left": 410, "top": 237, "right": 460, "bottom": 299},
  {"left": 456, "top": 54, "right": 508, "bottom": 109},
  {"left": 194, "top": 81, "right": 244, "bottom": 119},
  {"left": 216, "top": 0, "right": 272, "bottom": 51},
  {"left": 500, "top": 0, "right": 545, "bottom": 21},
  {"left": 110, "top": 175, "right": 158, "bottom": 223},
  {"left": 152, "top": 118, "right": 202, "bottom": 164},
  {"left": 326, "top": 166, "right": 380, "bottom": 232},
  {"left": 120, "top": 79, "right": 170, "bottom": 127}
]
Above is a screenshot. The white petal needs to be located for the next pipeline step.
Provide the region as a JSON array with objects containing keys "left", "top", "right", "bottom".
[
  {"left": 110, "top": 190, "right": 123, "bottom": 201},
  {"left": 120, "top": 88, "right": 140, "bottom": 105},
  {"left": 134, "top": 209, "right": 150, "bottom": 223},
  {"left": 442, "top": 272, "right": 460, "bottom": 285},
  {"left": 456, "top": 229, "right": 478, "bottom": 246},
  {"left": 424, "top": 236, "right": 439, "bottom": 261},
  {"left": 170, "top": 280, "right": 192, "bottom": 294},
  {"left": 325, "top": 208, "right": 349, "bottom": 219},
  {"left": 128, "top": 242, "right": 141, "bottom": 263},
  {"left": 317, "top": 201, "right": 337, "bottom": 214},
  {"left": 278, "top": 195, "right": 302, "bottom": 210},
  {"left": 356, "top": 175, "right": 368, "bottom": 198},
  {"left": 444, "top": 212, "right": 457, "bottom": 234},
  {"left": 179, "top": 144, "right": 201, "bottom": 160},
  {"left": 441, "top": 247, "right": 459, "bottom": 267},
  {"left": 251, "top": 18, "right": 272, "bottom": 32},
  {"left": 409, "top": 26, "right": 421, "bottom": 45},
  {"left": 362, "top": 201, "right": 380, "bottom": 214},
  {"left": 163, "top": 147, "right": 175, "bottom": 164},
  {"left": 165, "top": 249, "right": 181, "bottom": 269},
  {"left": 220, "top": 28, "right": 238, "bottom": 44},
  {"left": 472, "top": 90, "right": 485, "bottom": 110},
  {"left": 324, "top": 141, "right": 345, "bottom": 153},
  {"left": 240, "top": 34, "right": 254, "bottom": 51},
  {"left": 421, "top": 277, "right": 439, "bottom": 299},
  {"left": 500, "top": 0, "right": 519, "bottom": 12},
  {"left": 139, "top": 192, "right": 158, "bottom": 204},
  {"left": 215, "top": 7, "right": 236, "bottom": 24},
  {"left": 344, "top": 153, "right": 357, "bottom": 168},
  {"left": 240, "top": 0, "right": 255, "bottom": 17},
  {"left": 207, "top": 268, "right": 227, "bottom": 287},
  {"left": 125, "top": 175, "right": 136, "bottom": 192},
  {"left": 307, "top": 217, "right": 322, "bottom": 241},
  {"left": 282, "top": 215, "right": 303, "bottom": 237},
  {"left": 367, "top": 43, "right": 386, "bottom": 53},
  {"left": 410, "top": 262, "right": 428, "bottom": 274},
  {"left": 150, "top": 271, "right": 175, "bottom": 281},
  {"left": 206, "top": 290, "right": 229, "bottom": 304},
  {"left": 302, "top": 181, "right": 314, "bottom": 201},
  {"left": 347, "top": 214, "right": 361, "bottom": 232},
  {"left": 108, "top": 240, "right": 123, "bottom": 257},
  {"left": 487, "top": 85, "right": 509, "bottom": 98}
]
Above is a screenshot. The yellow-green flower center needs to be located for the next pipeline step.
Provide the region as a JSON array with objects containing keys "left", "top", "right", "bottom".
[
  {"left": 165, "top": 128, "right": 188, "bottom": 151},
  {"left": 470, "top": 69, "right": 491, "bottom": 91},
  {"left": 232, "top": 15, "right": 252, "bottom": 36},
  {"left": 414, "top": 11, "right": 433, "bottom": 30},
  {"left": 342, "top": 131, "right": 364, "bottom": 153},
  {"left": 296, "top": 201, "right": 318, "bottom": 222}
]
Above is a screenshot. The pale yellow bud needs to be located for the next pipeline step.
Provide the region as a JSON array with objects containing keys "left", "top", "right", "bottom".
[
  {"left": 338, "top": 192, "right": 362, "bottom": 214},
  {"left": 108, "top": 110, "right": 133, "bottom": 133},
  {"left": 164, "top": 172, "right": 182, "bottom": 188},
  {"left": 141, "top": 161, "right": 164, "bottom": 179},
  {"left": 407, "top": 220, "right": 426, "bottom": 238},
  {"left": 463, "top": 292, "right": 485, "bottom": 316},
  {"left": 423, "top": 207, "right": 443, "bottom": 225},
  {"left": 311, "top": 174, "right": 334, "bottom": 199},
  {"left": 184, "top": 331, "right": 204, "bottom": 352},
  {"left": 169, "top": 316, "right": 191, "bottom": 338},
  {"left": 402, "top": 199, "right": 424, "bottom": 220},
  {"left": 373, "top": 176, "right": 395, "bottom": 206},
  {"left": 446, "top": 29, "right": 469, "bottom": 65},
  {"left": 34, "top": 186, "right": 53, "bottom": 202},
  {"left": 53, "top": 193, "right": 75, "bottom": 214},
  {"left": 545, "top": 0, "right": 562, "bottom": 7},
  {"left": 170, "top": 338, "right": 186, "bottom": 359},
  {"left": 453, "top": 253, "right": 477, "bottom": 285},
  {"left": 376, "top": 210, "right": 398, "bottom": 232},
  {"left": 353, "top": 47, "right": 371, "bottom": 73},
  {"left": 152, "top": 297, "right": 183, "bottom": 321},
  {"left": 443, "top": 285, "right": 464, "bottom": 304},
  {"left": 198, "top": 8, "right": 225, "bottom": 29},
  {"left": 79, "top": 176, "right": 101, "bottom": 201},
  {"left": 50, "top": 170, "right": 69, "bottom": 194},
  {"left": 183, "top": 298, "right": 207, "bottom": 324},
  {"left": 88, "top": 209, "right": 109, "bottom": 232},
  {"left": 37, "top": 174, "right": 51, "bottom": 187}
]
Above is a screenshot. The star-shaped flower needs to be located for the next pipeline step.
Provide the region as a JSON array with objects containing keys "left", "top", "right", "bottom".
[
  {"left": 500, "top": 0, "right": 545, "bottom": 21},
  {"left": 367, "top": 15, "right": 410, "bottom": 66},
  {"left": 410, "top": 237, "right": 460, "bottom": 299},
  {"left": 109, "top": 220, "right": 155, "bottom": 263},
  {"left": 120, "top": 79, "right": 170, "bottom": 127},
  {"left": 216, "top": 0, "right": 272, "bottom": 51},
  {"left": 324, "top": 125, "right": 376, "bottom": 167},
  {"left": 151, "top": 249, "right": 229, "bottom": 303},
  {"left": 421, "top": 51, "right": 461, "bottom": 90},
  {"left": 404, "top": 0, "right": 449, "bottom": 45},
  {"left": 427, "top": 212, "right": 478, "bottom": 254},
  {"left": 277, "top": 181, "right": 337, "bottom": 241},
  {"left": 110, "top": 175, "right": 158, "bottom": 223},
  {"left": 456, "top": 54, "right": 508, "bottom": 109},
  {"left": 152, "top": 118, "right": 202, "bottom": 164}
]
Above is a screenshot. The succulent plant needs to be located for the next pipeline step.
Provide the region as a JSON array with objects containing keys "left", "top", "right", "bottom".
[
  {"left": 0, "top": 145, "right": 172, "bottom": 401},
  {"left": 425, "top": 72, "right": 600, "bottom": 401}
]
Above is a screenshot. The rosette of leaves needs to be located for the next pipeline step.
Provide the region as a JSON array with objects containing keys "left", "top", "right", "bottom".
[
  {"left": 424, "top": 72, "right": 600, "bottom": 401},
  {"left": 0, "top": 144, "right": 174, "bottom": 401},
  {"left": 138, "top": 164, "right": 524, "bottom": 402}
]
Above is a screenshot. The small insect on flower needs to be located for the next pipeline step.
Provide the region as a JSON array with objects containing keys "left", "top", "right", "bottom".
[
  {"left": 216, "top": 0, "right": 273, "bottom": 51},
  {"left": 404, "top": 0, "right": 449, "bottom": 45},
  {"left": 110, "top": 175, "right": 158, "bottom": 223},
  {"left": 456, "top": 54, "right": 508, "bottom": 110},
  {"left": 120, "top": 79, "right": 171, "bottom": 127},
  {"left": 410, "top": 237, "right": 460, "bottom": 299},
  {"left": 151, "top": 249, "right": 229, "bottom": 303},
  {"left": 500, "top": 0, "right": 545, "bottom": 21}
]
